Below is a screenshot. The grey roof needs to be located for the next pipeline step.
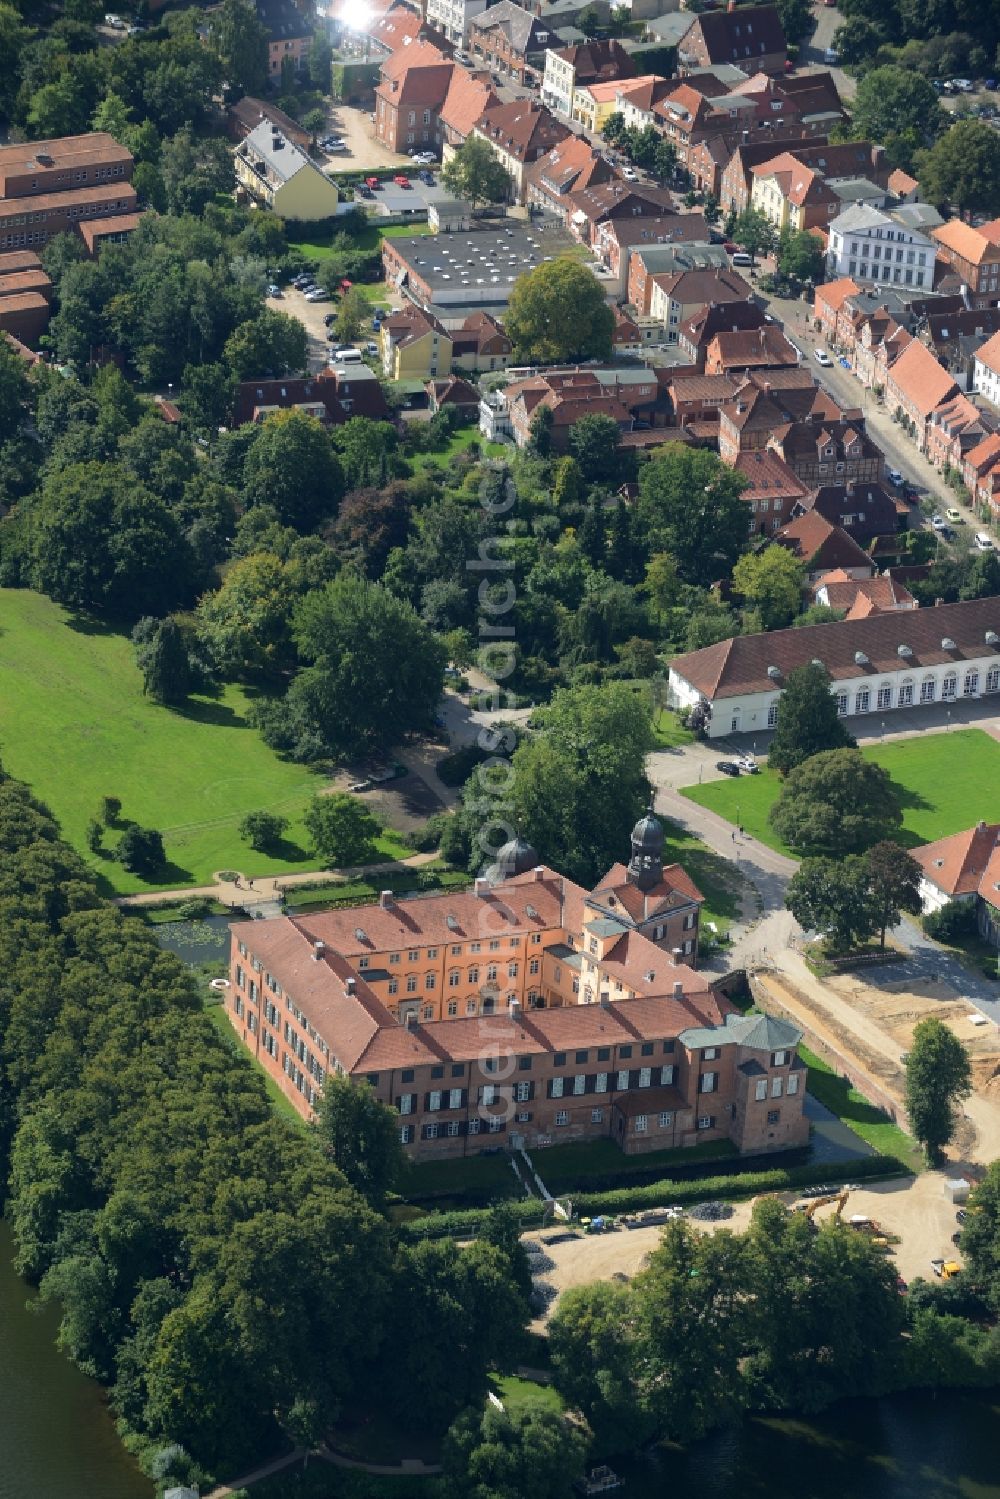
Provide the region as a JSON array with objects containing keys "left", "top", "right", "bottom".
[
  {"left": 256, "top": 0, "right": 312, "bottom": 41},
  {"left": 239, "top": 120, "right": 325, "bottom": 187},
  {"left": 893, "top": 201, "right": 944, "bottom": 232},
  {"left": 644, "top": 12, "right": 696, "bottom": 44},
  {"left": 680, "top": 1011, "right": 802, "bottom": 1051},
  {"left": 472, "top": 0, "right": 544, "bottom": 52},
  {"left": 585, "top": 917, "right": 630, "bottom": 937},
  {"left": 628, "top": 242, "right": 729, "bottom": 274},
  {"left": 829, "top": 178, "right": 886, "bottom": 205},
  {"left": 831, "top": 201, "right": 939, "bottom": 242}
]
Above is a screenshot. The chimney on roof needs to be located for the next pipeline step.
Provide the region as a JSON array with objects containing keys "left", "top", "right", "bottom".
[
  {"left": 508, "top": 997, "right": 521, "bottom": 1018},
  {"left": 673, "top": 980, "right": 684, "bottom": 998},
  {"left": 379, "top": 890, "right": 393, "bottom": 908},
  {"left": 404, "top": 1010, "right": 417, "bottom": 1030},
  {"left": 345, "top": 976, "right": 356, "bottom": 994},
  {"left": 475, "top": 877, "right": 490, "bottom": 897},
  {"left": 534, "top": 865, "right": 545, "bottom": 881},
  {"left": 313, "top": 940, "right": 326, "bottom": 961}
]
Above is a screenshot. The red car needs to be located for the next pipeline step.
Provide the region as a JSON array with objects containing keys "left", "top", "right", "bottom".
[
  {"left": 723, "top": 240, "right": 737, "bottom": 253},
  {"left": 393, "top": 174, "right": 411, "bottom": 188},
  {"left": 365, "top": 175, "right": 380, "bottom": 190}
]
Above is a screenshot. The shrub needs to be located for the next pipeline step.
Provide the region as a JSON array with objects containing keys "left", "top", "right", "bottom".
[
  {"left": 116, "top": 823, "right": 165, "bottom": 876},
  {"left": 177, "top": 897, "right": 212, "bottom": 920},
  {"left": 86, "top": 818, "right": 103, "bottom": 853},
  {"left": 239, "top": 810, "right": 289, "bottom": 852},
  {"left": 437, "top": 743, "right": 491, "bottom": 787},
  {"left": 924, "top": 899, "right": 977, "bottom": 943},
  {"left": 101, "top": 795, "right": 122, "bottom": 826}
]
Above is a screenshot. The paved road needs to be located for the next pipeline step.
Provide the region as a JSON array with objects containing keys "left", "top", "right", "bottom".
[{"left": 797, "top": 1, "right": 855, "bottom": 100}]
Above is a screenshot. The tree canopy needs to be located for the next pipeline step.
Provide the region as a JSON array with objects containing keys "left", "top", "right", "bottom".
[
  {"left": 905, "top": 1016, "right": 972, "bottom": 1163},
  {"left": 637, "top": 444, "right": 749, "bottom": 587},
  {"left": 770, "top": 748, "right": 902, "bottom": 855},
  {"left": 505, "top": 260, "right": 614, "bottom": 364},
  {"left": 767, "top": 663, "right": 857, "bottom": 774},
  {"left": 918, "top": 120, "right": 1000, "bottom": 216},
  {"left": 441, "top": 136, "right": 514, "bottom": 209}
]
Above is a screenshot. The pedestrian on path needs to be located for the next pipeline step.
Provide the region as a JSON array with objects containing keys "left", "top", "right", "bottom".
[
  {"left": 234, "top": 875, "right": 241, "bottom": 888},
  {"left": 248, "top": 878, "right": 254, "bottom": 889}
]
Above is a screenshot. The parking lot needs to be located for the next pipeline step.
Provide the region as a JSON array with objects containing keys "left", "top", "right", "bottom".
[{"left": 319, "top": 102, "right": 412, "bottom": 171}]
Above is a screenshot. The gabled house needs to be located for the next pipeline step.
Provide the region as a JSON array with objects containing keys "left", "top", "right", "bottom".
[
  {"left": 594, "top": 211, "right": 711, "bottom": 297},
  {"left": 884, "top": 337, "right": 960, "bottom": 450},
  {"left": 563, "top": 181, "right": 676, "bottom": 249},
  {"left": 451, "top": 310, "right": 512, "bottom": 371},
  {"left": 749, "top": 141, "right": 887, "bottom": 233},
  {"left": 774, "top": 510, "right": 875, "bottom": 581},
  {"left": 677, "top": 4, "right": 788, "bottom": 77},
  {"left": 573, "top": 74, "right": 662, "bottom": 133},
  {"left": 234, "top": 122, "right": 339, "bottom": 220},
  {"left": 525, "top": 136, "right": 614, "bottom": 222},
  {"left": 380, "top": 304, "right": 453, "bottom": 380},
  {"left": 814, "top": 276, "right": 860, "bottom": 345},
  {"left": 931, "top": 219, "right": 1000, "bottom": 309},
  {"left": 703, "top": 324, "right": 799, "bottom": 376},
  {"left": 615, "top": 75, "right": 675, "bottom": 130},
  {"left": 257, "top": 0, "right": 313, "bottom": 84},
  {"left": 925, "top": 391, "right": 995, "bottom": 472},
  {"left": 679, "top": 298, "right": 768, "bottom": 367},
  {"left": 735, "top": 448, "right": 810, "bottom": 537},
  {"left": 796, "top": 480, "right": 902, "bottom": 545},
  {"left": 541, "top": 39, "right": 637, "bottom": 118},
  {"left": 646, "top": 266, "right": 752, "bottom": 342},
  {"left": 920, "top": 306, "right": 1000, "bottom": 391},
  {"left": 473, "top": 100, "right": 571, "bottom": 203},
  {"left": 962, "top": 432, "right": 1000, "bottom": 513},
  {"left": 717, "top": 378, "right": 843, "bottom": 463},
  {"left": 972, "top": 327, "right": 1000, "bottom": 410},
  {"left": 232, "top": 367, "right": 390, "bottom": 427},
  {"left": 913, "top": 823, "right": 1000, "bottom": 931},
  {"left": 813, "top": 571, "right": 917, "bottom": 617},
  {"left": 374, "top": 41, "right": 454, "bottom": 153},
  {"left": 467, "top": 1, "right": 556, "bottom": 85},
  {"left": 439, "top": 65, "right": 498, "bottom": 149},
  {"left": 769, "top": 415, "right": 882, "bottom": 488}
]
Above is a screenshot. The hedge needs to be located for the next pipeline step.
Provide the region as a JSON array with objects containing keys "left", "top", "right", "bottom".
[{"left": 394, "top": 1154, "right": 909, "bottom": 1241}]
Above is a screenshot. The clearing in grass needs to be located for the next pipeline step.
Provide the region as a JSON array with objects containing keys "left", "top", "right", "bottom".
[
  {"left": 0, "top": 589, "right": 408, "bottom": 894},
  {"left": 680, "top": 728, "right": 1000, "bottom": 854}
]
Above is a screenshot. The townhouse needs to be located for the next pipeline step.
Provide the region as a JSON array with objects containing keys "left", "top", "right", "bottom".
[
  {"left": 525, "top": 136, "right": 614, "bottom": 223},
  {"left": 703, "top": 324, "right": 799, "bottom": 376},
  {"left": 0, "top": 132, "right": 137, "bottom": 253},
  {"left": 258, "top": 0, "right": 313, "bottom": 84},
  {"left": 626, "top": 242, "right": 730, "bottom": 315},
  {"left": 541, "top": 39, "right": 637, "bottom": 118},
  {"left": 963, "top": 433, "right": 1000, "bottom": 514},
  {"left": 232, "top": 366, "right": 391, "bottom": 427},
  {"left": 425, "top": 0, "right": 491, "bottom": 46},
  {"left": 561, "top": 181, "right": 676, "bottom": 249},
  {"left": 374, "top": 41, "right": 454, "bottom": 153},
  {"left": 473, "top": 100, "right": 571, "bottom": 203},
  {"left": 615, "top": 74, "right": 674, "bottom": 130},
  {"left": 931, "top": 219, "right": 1000, "bottom": 309},
  {"left": 439, "top": 66, "right": 498, "bottom": 150},
  {"left": 468, "top": 2, "right": 557, "bottom": 86},
  {"left": 594, "top": 210, "right": 711, "bottom": 297},
  {"left": 234, "top": 122, "right": 339, "bottom": 219},
  {"left": 668, "top": 595, "right": 1000, "bottom": 739},
  {"left": 647, "top": 266, "right": 752, "bottom": 344},
  {"left": 678, "top": 299, "right": 768, "bottom": 367},
  {"left": 921, "top": 307, "right": 1000, "bottom": 392},
  {"left": 913, "top": 823, "right": 1000, "bottom": 944},
  {"left": 717, "top": 377, "right": 843, "bottom": 462},
  {"left": 678, "top": 4, "right": 788, "bottom": 77},
  {"left": 573, "top": 75, "right": 664, "bottom": 134},
  {"left": 749, "top": 141, "right": 887, "bottom": 234},
  {"left": 769, "top": 415, "right": 883, "bottom": 488},
  {"left": 381, "top": 304, "right": 453, "bottom": 379},
  {"left": 827, "top": 203, "right": 938, "bottom": 293},
  {"left": 798, "top": 480, "right": 904, "bottom": 546},
  {"left": 973, "top": 328, "right": 1000, "bottom": 410},
  {"left": 226, "top": 822, "right": 810, "bottom": 1159},
  {"left": 736, "top": 447, "right": 810, "bottom": 536},
  {"left": 884, "top": 337, "right": 960, "bottom": 451}
]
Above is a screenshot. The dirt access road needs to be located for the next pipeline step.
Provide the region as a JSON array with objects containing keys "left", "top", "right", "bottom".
[{"left": 322, "top": 103, "right": 412, "bottom": 171}]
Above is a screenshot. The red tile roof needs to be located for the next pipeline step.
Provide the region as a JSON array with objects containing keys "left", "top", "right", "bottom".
[
  {"left": 888, "top": 338, "right": 959, "bottom": 418},
  {"left": 913, "top": 823, "right": 1000, "bottom": 898},
  {"left": 440, "top": 66, "right": 497, "bottom": 138}
]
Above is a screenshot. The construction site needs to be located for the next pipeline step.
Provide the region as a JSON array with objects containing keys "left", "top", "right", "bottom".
[{"left": 524, "top": 954, "right": 1000, "bottom": 1317}]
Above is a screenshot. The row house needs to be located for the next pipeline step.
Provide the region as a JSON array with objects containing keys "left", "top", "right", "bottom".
[
  {"left": 924, "top": 390, "right": 995, "bottom": 473},
  {"left": 703, "top": 324, "right": 799, "bottom": 376},
  {"left": 594, "top": 210, "right": 710, "bottom": 297},
  {"left": 749, "top": 140, "right": 887, "bottom": 234},
  {"left": 439, "top": 66, "right": 498, "bottom": 150},
  {"left": 473, "top": 100, "right": 570, "bottom": 203},
  {"left": 717, "top": 377, "right": 843, "bottom": 463},
  {"left": 963, "top": 432, "right": 1000, "bottom": 502},
  {"left": 797, "top": 479, "right": 903, "bottom": 546},
  {"left": 257, "top": 0, "right": 313, "bottom": 83},
  {"left": 0, "top": 249, "right": 52, "bottom": 346},
  {"left": 769, "top": 414, "right": 883, "bottom": 489},
  {"left": 573, "top": 75, "right": 663, "bottom": 134},
  {"left": 719, "top": 137, "right": 814, "bottom": 216},
  {"left": 668, "top": 595, "right": 1000, "bottom": 740},
  {"left": 735, "top": 447, "right": 809, "bottom": 537},
  {"left": 850, "top": 310, "right": 912, "bottom": 392},
  {"left": 626, "top": 242, "right": 730, "bottom": 314},
  {"left": 374, "top": 42, "right": 454, "bottom": 154},
  {"left": 451, "top": 310, "right": 513, "bottom": 371},
  {"left": 525, "top": 136, "right": 614, "bottom": 223},
  {"left": 884, "top": 337, "right": 960, "bottom": 451},
  {"left": 426, "top": 0, "right": 491, "bottom": 45},
  {"left": 775, "top": 510, "right": 875, "bottom": 582},
  {"left": 931, "top": 219, "right": 1000, "bottom": 309},
  {"left": 647, "top": 265, "right": 753, "bottom": 343},
  {"left": 669, "top": 371, "right": 741, "bottom": 428},
  {"left": 972, "top": 328, "right": 1000, "bottom": 411},
  {"left": 814, "top": 276, "right": 860, "bottom": 345},
  {"left": 615, "top": 75, "right": 675, "bottom": 130},
  {"left": 541, "top": 39, "right": 636, "bottom": 118},
  {"left": 468, "top": 2, "right": 555, "bottom": 85},
  {"left": 501, "top": 366, "right": 669, "bottom": 448},
  {"left": 562, "top": 181, "right": 676, "bottom": 251},
  {"left": 677, "top": 4, "right": 788, "bottom": 79},
  {"left": 920, "top": 307, "right": 1000, "bottom": 392},
  {"left": 678, "top": 298, "right": 768, "bottom": 367}
]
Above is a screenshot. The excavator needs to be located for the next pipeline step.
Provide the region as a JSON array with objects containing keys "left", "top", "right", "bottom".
[{"left": 801, "top": 1189, "right": 850, "bottom": 1222}]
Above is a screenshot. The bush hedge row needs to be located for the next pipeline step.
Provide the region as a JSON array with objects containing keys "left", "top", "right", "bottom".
[{"left": 395, "top": 1154, "right": 909, "bottom": 1241}]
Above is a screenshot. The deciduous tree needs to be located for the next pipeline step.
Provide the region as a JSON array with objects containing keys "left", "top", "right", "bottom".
[
  {"left": 238, "top": 810, "right": 289, "bottom": 851},
  {"left": 905, "top": 1016, "right": 972, "bottom": 1164},
  {"left": 919, "top": 119, "right": 1000, "bottom": 216},
  {"left": 506, "top": 260, "right": 614, "bottom": 364},
  {"left": 636, "top": 444, "right": 749, "bottom": 586},
  {"left": 441, "top": 1405, "right": 590, "bottom": 1499},
  {"left": 304, "top": 793, "right": 382, "bottom": 866},
  {"left": 442, "top": 135, "right": 513, "bottom": 209},
  {"left": 866, "top": 840, "right": 922, "bottom": 949},
  {"left": 314, "top": 1074, "right": 405, "bottom": 1206},
  {"left": 770, "top": 748, "right": 902, "bottom": 855},
  {"left": 243, "top": 409, "right": 344, "bottom": 532},
  {"left": 732, "top": 545, "right": 804, "bottom": 630},
  {"left": 767, "top": 663, "right": 856, "bottom": 774},
  {"left": 785, "top": 855, "right": 881, "bottom": 951}
]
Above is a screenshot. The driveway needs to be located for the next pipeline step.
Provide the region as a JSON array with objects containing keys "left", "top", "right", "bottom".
[
  {"left": 321, "top": 103, "right": 412, "bottom": 171},
  {"left": 796, "top": 1, "right": 855, "bottom": 99},
  {"left": 268, "top": 286, "right": 333, "bottom": 372}
]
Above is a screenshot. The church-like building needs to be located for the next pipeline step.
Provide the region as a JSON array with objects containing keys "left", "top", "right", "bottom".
[{"left": 226, "top": 815, "right": 809, "bottom": 1159}]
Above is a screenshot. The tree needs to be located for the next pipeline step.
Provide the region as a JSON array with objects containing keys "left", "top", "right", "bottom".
[
  {"left": 101, "top": 795, "right": 122, "bottom": 826},
  {"left": 731, "top": 207, "right": 777, "bottom": 265},
  {"left": 331, "top": 480, "right": 411, "bottom": 576},
  {"left": 116, "top": 823, "right": 165, "bottom": 876},
  {"left": 769, "top": 748, "right": 902, "bottom": 855},
  {"left": 905, "top": 1016, "right": 972, "bottom": 1164},
  {"left": 243, "top": 409, "right": 345, "bottom": 532},
  {"left": 223, "top": 310, "right": 308, "bottom": 380},
  {"left": 313, "top": 1074, "right": 405, "bottom": 1207},
  {"left": 552, "top": 455, "right": 581, "bottom": 510},
  {"left": 778, "top": 227, "right": 826, "bottom": 284},
  {"left": 866, "top": 840, "right": 921, "bottom": 949},
  {"left": 772, "top": 0, "right": 813, "bottom": 44},
  {"left": 505, "top": 260, "right": 614, "bottom": 364},
  {"left": 181, "top": 361, "right": 236, "bottom": 433},
  {"left": 160, "top": 128, "right": 233, "bottom": 216},
  {"left": 441, "top": 1406, "right": 590, "bottom": 1499},
  {"left": 196, "top": 553, "right": 297, "bottom": 680},
  {"left": 961, "top": 1161, "right": 1000, "bottom": 1313},
  {"left": 567, "top": 413, "right": 621, "bottom": 485},
  {"left": 502, "top": 681, "right": 653, "bottom": 886},
  {"left": 442, "top": 136, "right": 513, "bottom": 209},
  {"left": 131, "top": 616, "right": 193, "bottom": 705},
  {"left": 851, "top": 66, "right": 945, "bottom": 171},
  {"left": 636, "top": 444, "right": 749, "bottom": 587},
  {"left": 273, "top": 575, "right": 446, "bottom": 760},
  {"left": 653, "top": 138, "right": 678, "bottom": 183},
  {"left": 785, "top": 855, "right": 881, "bottom": 952},
  {"left": 577, "top": 2, "right": 600, "bottom": 36},
  {"left": 335, "top": 285, "right": 370, "bottom": 345},
  {"left": 731, "top": 545, "right": 804, "bottom": 630},
  {"left": 308, "top": 31, "right": 333, "bottom": 91},
  {"left": 602, "top": 110, "right": 626, "bottom": 147},
  {"left": 767, "top": 663, "right": 856, "bottom": 774},
  {"left": 919, "top": 120, "right": 1000, "bottom": 216},
  {"left": 238, "top": 810, "right": 289, "bottom": 851},
  {"left": 210, "top": 0, "right": 269, "bottom": 95},
  {"left": 304, "top": 793, "right": 382, "bottom": 867},
  {"left": 86, "top": 818, "right": 103, "bottom": 853},
  {"left": 527, "top": 404, "right": 553, "bottom": 458}
]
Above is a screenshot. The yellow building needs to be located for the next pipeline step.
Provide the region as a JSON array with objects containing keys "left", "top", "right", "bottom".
[
  {"left": 572, "top": 75, "right": 662, "bottom": 133},
  {"left": 380, "top": 305, "right": 454, "bottom": 380},
  {"left": 234, "top": 121, "right": 339, "bottom": 222}
]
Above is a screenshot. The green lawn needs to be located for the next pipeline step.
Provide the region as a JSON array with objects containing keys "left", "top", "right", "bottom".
[
  {"left": 651, "top": 707, "right": 694, "bottom": 749},
  {"left": 680, "top": 729, "right": 1000, "bottom": 854},
  {"left": 203, "top": 1000, "right": 306, "bottom": 1129},
  {"left": 0, "top": 590, "right": 408, "bottom": 893},
  {"left": 661, "top": 816, "right": 742, "bottom": 933},
  {"left": 800, "top": 1045, "right": 924, "bottom": 1172},
  {"left": 490, "top": 1374, "right": 564, "bottom": 1418},
  {"left": 408, "top": 423, "right": 509, "bottom": 473}
]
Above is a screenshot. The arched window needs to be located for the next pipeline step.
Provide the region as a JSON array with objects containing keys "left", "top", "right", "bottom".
[
  {"left": 964, "top": 669, "right": 980, "bottom": 697},
  {"left": 898, "top": 678, "right": 914, "bottom": 707},
  {"left": 876, "top": 682, "right": 892, "bottom": 710},
  {"left": 942, "top": 672, "right": 957, "bottom": 701},
  {"left": 767, "top": 700, "right": 779, "bottom": 727},
  {"left": 987, "top": 663, "right": 1000, "bottom": 693},
  {"left": 920, "top": 675, "right": 935, "bottom": 703},
  {"left": 855, "top": 686, "right": 870, "bottom": 713}
]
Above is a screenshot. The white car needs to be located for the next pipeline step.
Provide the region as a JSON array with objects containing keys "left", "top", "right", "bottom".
[
  {"left": 104, "top": 11, "right": 125, "bottom": 25},
  {"left": 621, "top": 165, "right": 638, "bottom": 181},
  {"left": 411, "top": 151, "right": 436, "bottom": 164},
  {"left": 813, "top": 348, "right": 833, "bottom": 367},
  {"left": 305, "top": 289, "right": 329, "bottom": 302},
  {"left": 931, "top": 514, "right": 947, "bottom": 532},
  {"left": 952, "top": 78, "right": 975, "bottom": 92},
  {"left": 886, "top": 467, "right": 904, "bottom": 486},
  {"left": 975, "top": 532, "right": 995, "bottom": 551}
]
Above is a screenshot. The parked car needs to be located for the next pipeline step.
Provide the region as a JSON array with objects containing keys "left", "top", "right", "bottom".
[
  {"left": 366, "top": 175, "right": 381, "bottom": 190},
  {"left": 364, "top": 341, "right": 379, "bottom": 355},
  {"left": 945, "top": 507, "right": 964, "bottom": 524},
  {"left": 940, "top": 525, "right": 956, "bottom": 541},
  {"left": 412, "top": 151, "right": 436, "bottom": 164},
  {"left": 418, "top": 169, "right": 434, "bottom": 185},
  {"left": 975, "top": 532, "right": 995, "bottom": 551},
  {"left": 738, "top": 756, "right": 760, "bottom": 774},
  {"left": 838, "top": 355, "right": 851, "bottom": 369},
  {"left": 930, "top": 513, "right": 947, "bottom": 531},
  {"left": 886, "top": 467, "right": 904, "bottom": 486},
  {"left": 326, "top": 141, "right": 348, "bottom": 153},
  {"left": 357, "top": 184, "right": 374, "bottom": 198},
  {"left": 324, "top": 312, "right": 335, "bottom": 325},
  {"left": 716, "top": 761, "right": 741, "bottom": 777},
  {"left": 952, "top": 78, "right": 975, "bottom": 92},
  {"left": 104, "top": 11, "right": 125, "bottom": 26},
  {"left": 267, "top": 283, "right": 282, "bottom": 297},
  {"left": 813, "top": 348, "right": 832, "bottom": 366},
  {"left": 393, "top": 174, "right": 412, "bottom": 188},
  {"left": 292, "top": 274, "right": 311, "bottom": 287},
  {"left": 621, "top": 165, "right": 638, "bottom": 181},
  {"left": 306, "top": 289, "right": 329, "bottom": 302},
  {"left": 372, "top": 315, "right": 382, "bottom": 330}
]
